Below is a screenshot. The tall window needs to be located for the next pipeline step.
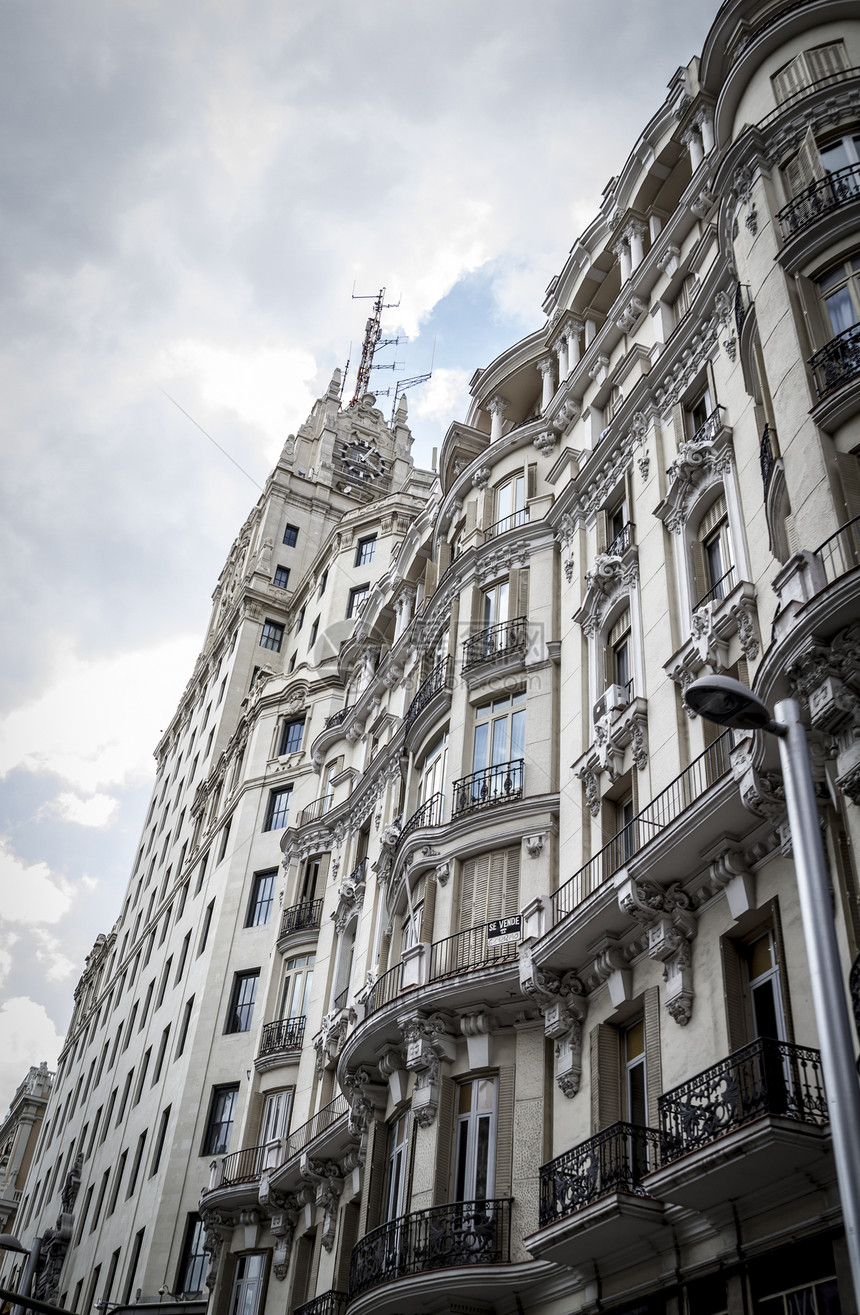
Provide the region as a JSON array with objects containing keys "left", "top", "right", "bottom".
[
  {"left": 226, "top": 971, "right": 259, "bottom": 1033},
  {"left": 317, "top": 569, "right": 329, "bottom": 598},
  {"left": 482, "top": 580, "right": 509, "bottom": 629},
  {"left": 454, "top": 1077, "right": 497, "bottom": 1202},
  {"left": 299, "top": 857, "right": 321, "bottom": 903},
  {"left": 260, "top": 619, "right": 284, "bottom": 652},
  {"left": 347, "top": 584, "right": 370, "bottom": 618},
  {"left": 693, "top": 494, "right": 734, "bottom": 608},
  {"left": 817, "top": 259, "right": 860, "bottom": 337},
  {"left": 384, "top": 1113, "right": 409, "bottom": 1221},
  {"left": 473, "top": 692, "right": 525, "bottom": 774},
  {"left": 176, "top": 1214, "right": 208, "bottom": 1296},
  {"left": 228, "top": 1255, "right": 267, "bottom": 1315},
  {"left": 260, "top": 1089, "right": 293, "bottom": 1145},
  {"left": 264, "top": 787, "right": 292, "bottom": 831},
  {"left": 282, "top": 524, "right": 299, "bottom": 547},
  {"left": 279, "top": 716, "right": 305, "bottom": 755},
  {"left": 150, "top": 1105, "right": 171, "bottom": 1175},
  {"left": 608, "top": 609, "right": 631, "bottom": 695},
  {"left": 687, "top": 386, "right": 714, "bottom": 441},
  {"left": 246, "top": 871, "right": 276, "bottom": 927},
  {"left": 309, "top": 617, "right": 319, "bottom": 647},
  {"left": 607, "top": 496, "right": 629, "bottom": 555},
  {"left": 273, "top": 565, "right": 290, "bottom": 589},
  {"left": 418, "top": 731, "right": 447, "bottom": 811},
  {"left": 281, "top": 954, "right": 314, "bottom": 1020},
  {"left": 746, "top": 930, "right": 786, "bottom": 1041},
  {"left": 495, "top": 474, "right": 525, "bottom": 530},
  {"left": 203, "top": 1085, "right": 238, "bottom": 1156},
  {"left": 355, "top": 535, "right": 376, "bottom": 566},
  {"left": 624, "top": 1020, "right": 647, "bottom": 1124}
]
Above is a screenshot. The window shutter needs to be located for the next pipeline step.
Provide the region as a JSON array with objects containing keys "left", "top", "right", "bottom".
[
  {"left": 437, "top": 540, "right": 452, "bottom": 578},
  {"left": 360, "top": 1119, "right": 388, "bottom": 1234},
  {"left": 596, "top": 510, "right": 609, "bottom": 554},
  {"left": 377, "top": 929, "right": 391, "bottom": 977},
  {"left": 527, "top": 463, "right": 537, "bottom": 499},
  {"left": 795, "top": 126, "right": 827, "bottom": 190},
  {"left": 404, "top": 1114, "right": 417, "bottom": 1211},
  {"left": 486, "top": 848, "right": 520, "bottom": 923},
  {"left": 433, "top": 1076, "right": 456, "bottom": 1205},
  {"left": 517, "top": 567, "right": 530, "bottom": 617},
  {"left": 643, "top": 987, "right": 662, "bottom": 1128},
  {"left": 290, "top": 1234, "right": 315, "bottom": 1310},
  {"left": 690, "top": 537, "right": 708, "bottom": 605},
  {"left": 835, "top": 452, "right": 860, "bottom": 520},
  {"left": 769, "top": 898, "right": 795, "bottom": 1043},
  {"left": 806, "top": 41, "right": 848, "bottom": 80},
  {"left": 700, "top": 495, "right": 727, "bottom": 539},
  {"left": 420, "top": 876, "right": 437, "bottom": 943},
  {"left": 494, "top": 1067, "right": 515, "bottom": 1198},
  {"left": 590, "top": 1023, "right": 621, "bottom": 1132},
  {"left": 609, "top": 610, "right": 631, "bottom": 648},
  {"left": 721, "top": 936, "right": 750, "bottom": 1053},
  {"left": 335, "top": 1201, "right": 360, "bottom": 1292},
  {"left": 773, "top": 53, "right": 807, "bottom": 103}
]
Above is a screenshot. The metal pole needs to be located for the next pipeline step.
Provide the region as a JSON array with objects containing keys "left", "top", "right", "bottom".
[
  {"left": 10, "top": 1237, "right": 41, "bottom": 1315},
  {"left": 774, "top": 698, "right": 860, "bottom": 1303}
]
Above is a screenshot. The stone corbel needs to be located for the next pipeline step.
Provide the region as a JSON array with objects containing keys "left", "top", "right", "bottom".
[
  {"left": 398, "top": 1012, "right": 456, "bottom": 1126},
  {"left": 533, "top": 430, "right": 558, "bottom": 455},
  {"left": 588, "top": 354, "right": 610, "bottom": 385},
  {"left": 524, "top": 832, "right": 546, "bottom": 858},
  {"left": 270, "top": 1200, "right": 299, "bottom": 1281},
  {"left": 200, "top": 1209, "right": 233, "bottom": 1292},
  {"left": 618, "top": 878, "right": 697, "bottom": 1025},
  {"left": 332, "top": 871, "right": 366, "bottom": 934},
  {"left": 616, "top": 296, "right": 647, "bottom": 335},
  {"left": 709, "top": 846, "right": 756, "bottom": 920},
  {"left": 314, "top": 1009, "right": 349, "bottom": 1075},
  {"left": 591, "top": 934, "right": 633, "bottom": 1006},
  {"left": 518, "top": 944, "right": 588, "bottom": 1097},
  {"left": 301, "top": 1160, "right": 343, "bottom": 1252},
  {"left": 459, "top": 1012, "right": 494, "bottom": 1068},
  {"left": 378, "top": 1045, "right": 409, "bottom": 1104},
  {"left": 730, "top": 737, "right": 786, "bottom": 822},
  {"left": 343, "top": 1066, "right": 387, "bottom": 1140},
  {"left": 552, "top": 396, "right": 581, "bottom": 435},
  {"left": 788, "top": 625, "right": 860, "bottom": 806}
]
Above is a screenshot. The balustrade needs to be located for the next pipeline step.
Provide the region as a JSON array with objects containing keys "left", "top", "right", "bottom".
[
  {"left": 452, "top": 759, "right": 524, "bottom": 817},
  {"left": 404, "top": 657, "right": 453, "bottom": 737},
  {"left": 258, "top": 1015, "right": 306, "bottom": 1057},
  {"left": 279, "top": 898, "right": 323, "bottom": 938},
  {"left": 539, "top": 1122, "right": 661, "bottom": 1226},
  {"left": 294, "top": 1293, "right": 348, "bottom": 1315},
  {"left": 462, "top": 616, "right": 528, "bottom": 670},
  {"left": 809, "top": 323, "right": 860, "bottom": 398},
  {"left": 813, "top": 514, "right": 860, "bottom": 585},
  {"left": 397, "top": 791, "right": 444, "bottom": 848}
]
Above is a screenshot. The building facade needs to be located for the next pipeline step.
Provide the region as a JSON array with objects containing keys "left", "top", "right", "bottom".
[
  {"left": 8, "top": 0, "right": 860, "bottom": 1313},
  {"left": 0, "top": 1063, "right": 54, "bottom": 1268}
]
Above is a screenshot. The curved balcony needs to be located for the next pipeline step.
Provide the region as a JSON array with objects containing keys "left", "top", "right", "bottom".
[
  {"left": 326, "top": 707, "right": 350, "bottom": 729},
  {"left": 777, "top": 161, "right": 860, "bottom": 241},
  {"left": 278, "top": 898, "right": 323, "bottom": 950},
  {"left": 365, "top": 917, "right": 520, "bottom": 1019},
  {"left": 349, "top": 1197, "right": 513, "bottom": 1301},
  {"left": 484, "top": 507, "right": 529, "bottom": 540},
  {"left": 396, "top": 792, "right": 444, "bottom": 850},
  {"left": 452, "top": 759, "right": 524, "bottom": 818},
  {"left": 462, "top": 616, "right": 527, "bottom": 672},
  {"left": 295, "top": 1294, "right": 348, "bottom": 1315},
  {"left": 300, "top": 794, "right": 333, "bottom": 825},
  {"left": 256, "top": 1015, "right": 305, "bottom": 1072},
  {"left": 606, "top": 520, "right": 634, "bottom": 558},
  {"left": 689, "top": 404, "right": 724, "bottom": 446},
  {"left": 809, "top": 323, "right": 860, "bottom": 399},
  {"left": 403, "top": 656, "right": 453, "bottom": 743}
]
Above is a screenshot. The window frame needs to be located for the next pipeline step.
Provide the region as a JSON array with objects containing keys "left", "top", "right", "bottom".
[
  {"left": 246, "top": 870, "right": 277, "bottom": 928},
  {"left": 355, "top": 535, "right": 377, "bottom": 566},
  {"left": 273, "top": 565, "right": 290, "bottom": 589},
  {"left": 260, "top": 619, "right": 284, "bottom": 652},
  {"left": 202, "top": 1084, "right": 239, "bottom": 1157},
  {"left": 225, "top": 970, "right": 260, "bottom": 1034},
  {"left": 347, "top": 584, "right": 370, "bottom": 618},
  {"left": 264, "top": 787, "right": 293, "bottom": 832},
  {"left": 282, "top": 524, "right": 299, "bottom": 547}
]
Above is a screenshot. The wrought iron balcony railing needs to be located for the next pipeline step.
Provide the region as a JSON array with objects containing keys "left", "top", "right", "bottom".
[
  {"left": 760, "top": 424, "right": 776, "bottom": 495},
  {"left": 607, "top": 521, "right": 634, "bottom": 557},
  {"left": 659, "top": 1038, "right": 828, "bottom": 1159},
  {"left": 693, "top": 564, "right": 736, "bottom": 612},
  {"left": 219, "top": 1143, "right": 268, "bottom": 1188},
  {"left": 325, "top": 707, "right": 350, "bottom": 729},
  {"left": 484, "top": 507, "right": 529, "bottom": 540},
  {"left": 294, "top": 1292, "right": 349, "bottom": 1315},
  {"left": 365, "top": 960, "right": 406, "bottom": 1016},
  {"left": 556, "top": 728, "right": 734, "bottom": 921},
  {"left": 777, "top": 160, "right": 860, "bottom": 240},
  {"left": 452, "top": 759, "right": 524, "bottom": 818},
  {"left": 809, "top": 323, "right": 860, "bottom": 399},
  {"left": 299, "top": 794, "right": 334, "bottom": 825},
  {"left": 258, "top": 1015, "right": 306, "bottom": 1058},
  {"left": 756, "top": 63, "right": 860, "bottom": 127},
  {"left": 814, "top": 514, "right": 860, "bottom": 585},
  {"left": 397, "top": 791, "right": 444, "bottom": 848},
  {"left": 689, "top": 404, "right": 724, "bottom": 446},
  {"left": 429, "top": 917, "right": 519, "bottom": 980},
  {"left": 332, "top": 986, "right": 349, "bottom": 1013},
  {"left": 404, "top": 656, "right": 453, "bottom": 737},
  {"left": 279, "top": 898, "right": 323, "bottom": 939},
  {"left": 349, "top": 1197, "right": 513, "bottom": 1298},
  {"left": 462, "top": 616, "right": 528, "bottom": 670},
  {"left": 287, "top": 1093, "right": 349, "bottom": 1159},
  {"left": 539, "top": 1121, "right": 662, "bottom": 1226}
]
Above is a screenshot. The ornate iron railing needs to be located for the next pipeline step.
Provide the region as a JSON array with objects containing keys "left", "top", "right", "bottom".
[
  {"left": 462, "top": 616, "right": 528, "bottom": 670},
  {"left": 539, "top": 1122, "right": 662, "bottom": 1226},
  {"left": 279, "top": 898, "right": 323, "bottom": 939},
  {"left": 756, "top": 62, "right": 860, "bottom": 124},
  {"left": 813, "top": 514, "right": 860, "bottom": 584},
  {"left": 452, "top": 759, "right": 524, "bottom": 818},
  {"left": 659, "top": 1038, "right": 828, "bottom": 1158},
  {"left": 219, "top": 1143, "right": 267, "bottom": 1187},
  {"left": 404, "top": 657, "right": 453, "bottom": 737},
  {"left": 294, "top": 1292, "right": 349, "bottom": 1315},
  {"left": 349, "top": 1197, "right": 513, "bottom": 1298},
  {"left": 734, "top": 282, "right": 749, "bottom": 338},
  {"left": 809, "top": 323, "right": 860, "bottom": 398},
  {"left": 484, "top": 507, "right": 529, "bottom": 540},
  {"left": 287, "top": 1093, "right": 349, "bottom": 1159},
  {"left": 555, "top": 729, "right": 734, "bottom": 921},
  {"left": 689, "top": 405, "right": 724, "bottom": 446},
  {"left": 325, "top": 707, "right": 350, "bottom": 729},
  {"left": 365, "top": 961, "right": 407, "bottom": 1016},
  {"left": 693, "top": 564, "right": 736, "bottom": 611},
  {"left": 760, "top": 424, "right": 776, "bottom": 495},
  {"left": 777, "top": 160, "right": 860, "bottom": 239},
  {"left": 258, "top": 1015, "right": 306, "bottom": 1057},
  {"left": 299, "top": 794, "right": 333, "bottom": 825},
  {"left": 429, "top": 919, "right": 519, "bottom": 980},
  {"left": 332, "top": 986, "right": 349, "bottom": 1013},
  {"left": 397, "top": 791, "right": 444, "bottom": 848},
  {"left": 607, "top": 521, "right": 634, "bottom": 557}
]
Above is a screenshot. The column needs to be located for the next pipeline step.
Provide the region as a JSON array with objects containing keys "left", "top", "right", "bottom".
[
  {"left": 538, "top": 357, "right": 556, "bottom": 411},
  {"left": 612, "top": 235, "right": 632, "bottom": 283},
  {"left": 584, "top": 316, "right": 598, "bottom": 347},
  {"left": 682, "top": 122, "right": 704, "bottom": 171},
  {"left": 696, "top": 107, "right": 715, "bottom": 154},
  {"left": 626, "top": 219, "right": 647, "bottom": 272},
  {"left": 487, "top": 395, "right": 510, "bottom": 442},
  {"left": 553, "top": 336, "right": 568, "bottom": 383},
  {"left": 564, "top": 321, "right": 583, "bottom": 371}
]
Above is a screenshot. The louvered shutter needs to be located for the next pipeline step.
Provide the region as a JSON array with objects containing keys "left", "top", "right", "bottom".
[
  {"left": 360, "top": 1119, "right": 389, "bottom": 1234},
  {"left": 643, "top": 987, "right": 663, "bottom": 1128},
  {"left": 690, "top": 538, "right": 709, "bottom": 608},
  {"left": 590, "top": 1023, "right": 621, "bottom": 1132},
  {"left": 794, "top": 126, "right": 827, "bottom": 191},
  {"left": 773, "top": 53, "right": 807, "bottom": 103},
  {"left": 806, "top": 41, "right": 848, "bottom": 80},
  {"left": 721, "top": 936, "right": 750, "bottom": 1053},
  {"left": 527, "top": 463, "right": 537, "bottom": 499},
  {"left": 335, "top": 1201, "right": 360, "bottom": 1292},
  {"left": 486, "top": 849, "right": 519, "bottom": 923},
  {"left": 835, "top": 452, "right": 860, "bottom": 519},
  {"left": 517, "top": 567, "right": 530, "bottom": 617},
  {"left": 420, "top": 876, "right": 437, "bottom": 943},
  {"left": 494, "top": 1067, "right": 515, "bottom": 1198},
  {"left": 433, "top": 1076, "right": 456, "bottom": 1205},
  {"left": 596, "top": 510, "right": 609, "bottom": 554}
]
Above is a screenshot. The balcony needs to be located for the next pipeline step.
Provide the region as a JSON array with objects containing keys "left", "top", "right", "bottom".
[
  {"left": 397, "top": 791, "right": 444, "bottom": 849},
  {"left": 692, "top": 562, "right": 735, "bottom": 612},
  {"left": 555, "top": 728, "right": 734, "bottom": 922},
  {"left": 814, "top": 514, "right": 860, "bottom": 586},
  {"left": 349, "top": 1197, "right": 512, "bottom": 1300},
  {"left": 484, "top": 507, "right": 529, "bottom": 540},
  {"left": 279, "top": 898, "right": 323, "bottom": 941},
  {"left": 606, "top": 520, "right": 634, "bottom": 557},
  {"left": 299, "top": 794, "right": 334, "bottom": 825},
  {"left": 809, "top": 323, "right": 860, "bottom": 399},
  {"left": 462, "top": 616, "right": 527, "bottom": 671},
  {"left": 651, "top": 1038, "right": 829, "bottom": 1212},
  {"left": 365, "top": 917, "right": 520, "bottom": 1018},
  {"left": 760, "top": 424, "right": 777, "bottom": 495},
  {"left": 217, "top": 1142, "right": 271, "bottom": 1189},
  {"left": 777, "top": 160, "right": 860, "bottom": 240},
  {"left": 403, "top": 656, "right": 453, "bottom": 740},
  {"left": 452, "top": 759, "right": 524, "bottom": 818},
  {"left": 325, "top": 707, "right": 350, "bottom": 729},
  {"left": 294, "top": 1293, "right": 348, "bottom": 1315},
  {"left": 530, "top": 1123, "right": 663, "bottom": 1265},
  {"left": 288, "top": 1092, "right": 349, "bottom": 1159},
  {"left": 257, "top": 1015, "right": 306, "bottom": 1065},
  {"left": 689, "top": 404, "right": 724, "bottom": 446}
]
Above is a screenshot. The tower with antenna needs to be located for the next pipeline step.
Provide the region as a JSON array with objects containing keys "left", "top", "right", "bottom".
[{"left": 348, "top": 287, "right": 401, "bottom": 407}]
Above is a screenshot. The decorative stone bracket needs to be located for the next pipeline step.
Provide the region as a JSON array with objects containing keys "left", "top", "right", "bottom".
[
  {"left": 617, "top": 878, "right": 697, "bottom": 1025},
  {"left": 788, "top": 623, "right": 860, "bottom": 807},
  {"left": 574, "top": 699, "right": 649, "bottom": 815},
  {"left": 654, "top": 427, "right": 733, "bottom": 535},
  {"left": 300, "top": 1158, "right": 343, "bottom": 1252},
  {"left": 314, "top": 1008, "right": 350, "bottom": 1075},
  {"left": 518, "top": 943, "right": 587, "bottom": 1097},
  {"left": 342, "top": 1066, "right": 387, "bottom": 1140},
  {"left": 667, "top": 581, "right": 760, "bottom": 706},
  {"left": 332, "top": 871, "right": 366, "bottom": 934},
  {"left": 574, "top": 554, "right": 639, "bottom": 639},
  {"left": 398, "top": 1011, "right": 457, "bottom": 1126}
]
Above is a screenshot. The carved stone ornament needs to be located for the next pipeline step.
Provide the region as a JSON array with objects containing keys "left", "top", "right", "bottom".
[
  {"left": 342, "top": 1066, "right": 387, "bottom": 1139},
  {"left": 730, "top": 738, "right": 786, "bottom": 822},
  {"left": 332, "top": 871, "right": 366, "bottom": 934},
  {"left": 574, "top": 555, "right": 639, "bottom": 638},
  {"left": 435, "top": 860, "right": 451, "bottom": 886},
  {"left": 533, "top": 430, "right": 558, "bottom": 455},
  {"left": 471, "top": 466, "right": 491, "bottom": 489},
  {"left": 616, "top": 296, "right": 647, "bottom": 335},
  {"left": 654, "top": 433, "right": 734, "bottom": 535},
  {"left": 524, "top": 833, "right": 546, "bottom": 858},
  {"left": 619, "top": 878, "right": 697, "bottom": 1025},
  {"left": 656, "top": 242, "right": 681, "bottom": 275},
  {"left": 200, "top": 1209, "right": 232, "bottom": 1293},
  {"left": 787, "top": 624, "right": 860, "bottom": 806},
  {"left": 638, "top": 450, "right": 651, "bottom": 479},
  {"left": 723, "top": 337, "right": 738, "bottom": 362},
  {"left": 398, "top": 1012, "right": 455, "bottom": 1125},
  {"left": 518, "top": 945, "right": 587, "bottom": 1096},
  {"left": 314, "top": 1009, "right": 350, "bottom": 1074},
  {"left": 578, "top": 700, "right": 649, "bottom": 785},
  {"left": 302, "top": 1159, "right": 343, "bottom": 1252},
  {"left": 32, "top": 1153, "right": 83, "bottom": 1301},
  {"left": 552, "top": 396, "right": 581, "bottom": 434},
  {"left": 577, "top": 764, "right": 601, "bottom": 816}
]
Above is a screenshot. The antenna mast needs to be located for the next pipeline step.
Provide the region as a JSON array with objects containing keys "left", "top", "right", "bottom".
[{"left": 349, "top": 286, "right": 400, "bottom": 407}]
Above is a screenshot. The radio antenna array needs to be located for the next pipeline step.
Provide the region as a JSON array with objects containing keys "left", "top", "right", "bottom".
[{"left": 349, "top": 286, "right": 401, "bottom": 407}]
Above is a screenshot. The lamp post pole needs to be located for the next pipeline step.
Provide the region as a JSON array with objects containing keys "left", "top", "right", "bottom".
[
  {"left": 772, "top": 698, "right": 860, "bottom": 1302},
  {"left": 10, "top": 1237, "right": 41, "bottom": 1315}
]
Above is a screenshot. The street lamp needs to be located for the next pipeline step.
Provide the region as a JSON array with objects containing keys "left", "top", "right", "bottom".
[
  {"left": 0, "top": 1232, "right": 41, "bottom": 1315},
  {"left": 685, "top": 675, "right": 860, "bottom": 1305}
]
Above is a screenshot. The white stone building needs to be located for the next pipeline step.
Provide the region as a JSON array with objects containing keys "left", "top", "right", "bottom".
[{"left": 9, "top": 0, "right": 860, "bottom": 1313}]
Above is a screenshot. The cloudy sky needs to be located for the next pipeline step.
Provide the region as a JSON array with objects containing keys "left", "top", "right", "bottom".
[{"left": 0, "top": 0, "right": 718, "bottom": 1113}]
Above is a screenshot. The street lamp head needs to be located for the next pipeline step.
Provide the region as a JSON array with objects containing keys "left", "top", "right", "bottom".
[
  {"left": 0, "top": 1232, "right": 28, "bottom": 1253},
  {"left": 684, "top": 675, "right": 777, "bottom": 731}
]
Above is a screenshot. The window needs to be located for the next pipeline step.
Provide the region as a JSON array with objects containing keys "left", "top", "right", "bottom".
[
  {"left": 203, "top": 1085, "right": 238, "bottom": 1156},
  {"left": 317, "top": 569, "right": 328, "bottom": 598},
  {"left": 127, "top": 1132, "right": 147, "bottom": 1197},
  {"left": 260, "top": 619, "right": 284, "bottom": 652},
  {"left": 150, "top": 1104, "right": 171, "bottom": 1175},
  {"left": 608, "top": 609, "right": 632, "bottom": 696},
  {"left": 692, "top": 494, "right": 734, "bottom": 609},
  {"left": 355, "top": 535, "right": 376, "bottom": 566},
  {"left": 482, "top": 580, "right": 508, "bottom": 628},
  {"left": 264, "top": 787, "right": 292, "bottom": 831},
  {"left": 746, "top": 929, "right": 787, "bottom": 1042},
  {"left": 198, "top": 899, "right": 215, "bottom": 954},
  {"left": 217, "top": 821, "right": 231, "bottom": 863},
  {"left": 472, "top": 691, "right": 525, "bottom": 783},
  {"left": 607, "top": 496, "right": 629, "bottom": 555},
  {"left": 228, "top": 1255, "right": 267, "bottom": 1315},
  {"left": 618, "top": 793, "right": 636, "bottom": 864},
  {"left": 156, "top": 957, "right": 173, "bottom": 1008},
  {"left": 296, "top": 604, "right": 306, "bottom": 632},
  {"left": 133, "top": 1050, "right": 150, "bottom": 1105},
  {"left": 176, "top": 932, "right": 192, "bottom": 983},
  {"left": 784, "top": 128, "right": 860, "bottom": 199},
  {"left": 347, "top": 584, "right": 370, "bottom": 618},
  {"left": 454, "top": 1077, "right": 497, "bottom": 1201},
  {"left": 116, "top": 1068, "right": 134, "bottom": 1123},
  {"left": 817, "top": 258, "right": 860, "bottom": 337},
  {"left": 288, "top": 653, "right": 296, "bottom": 672},
  {"left": 176, "top": 996, "right": 195, "bottom": 1056},
  {"left": 176, "top": 1214, "right": 208, "bottom": 1296},
  {"left": 107, "top": 1151, "right": 127, "bottom": 1216},
  {"left": 280, "top": 954, "right": 315, "bottom": 1019},
  {"left": 282, "top": 523, "right": 300, "bottom": 549},
  {"left": 309, "top": 617, "right": 319, "bottom": 647},
  {"left": 260, "top": 1089, "right": 293, "bottom": 1145},
  {"left": 687, "top": 385, "right": 714, "bottom": 442},
  {"left": 90, "top": 1169, "right": 110, "bottom": 1230},
  {"left": 279, "top": 716, "right": 305, "bottom": 755},
  {"left": 104, "top": 1249, "right": 121, "bottom": 1302},
  {"left": 273, "top": 565, "right": 290, "bottom": 589},
  {"left": 495, "top": 474, "right": 525, "bottom": 530},
  {"left": 383, "top": 1112, "right": 410, "bottom": 1222},
  {"left": 624, "top": 1020, "right": 647, "bottom": 1125},
  {"left": 457, "top": 848, "right": 520, "bottom": 933},
  {"left": 247, "top": 871, "right": 276, "bottom": 927},
  {"left": 152, "top": 1026, "right": 170, "bottom": 1084},
  {"left": 771, "top": 40, "right": 848, "bottom": 103},
  {"left": 226, "top": 971, "right": 259, "bottom": 1033},
  {"left": 123, "top": 1229, "right": 146, "bottom": 1305},
  {"left": 299, "top": 857, "right": 321, "bottom": 903}
]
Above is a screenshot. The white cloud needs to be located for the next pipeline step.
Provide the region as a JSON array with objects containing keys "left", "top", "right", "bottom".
[
  {"left": 0, "top": 841, "right": 74, "bottom": 925},
  {"left": 50, "top": 792, "right": 119, "bottom": 828},
  {"left": 0, "top": 636, "right": 199, "bottom": 794},
  {"left": 32, "top": 930, "right": 78, "bottom": 984},
  {"left": 410, "top": 368, "right": 472, "bottom": 428},
  {"left": 0, "top": 998, "right": 65, "bottom": 1117}
]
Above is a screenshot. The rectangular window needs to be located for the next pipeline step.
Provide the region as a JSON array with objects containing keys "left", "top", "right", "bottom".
[
  {"left": 772, "top": 40, "right": 848, "bottom": 103},
  {"left": 90, "top": 1169, "right": 110, "bottom": 1231},
  {"left": 198, "top": 899, "right": 215, "bottom": 954},
  {"left": 116, "top": 1068, "right": 134, "bottom": 1123},
  {"left": 107, "top": 1151, "right": 127, "bottom": 1216},
  {"left": 150, "top": 1104, "right": 171, "bottom": 1176},
  {"left": 156, "top": 957, "right": 173, "bottom": 1007},
  {"left": 226, "top": 971, "right": 259, "bottom": 1033},
  {"left": 152, "top": 1026, "right": 171, "bottom": 1084},
  {"left": 195, "top": 851, "right": 209, "bottom": 894},
  {"left": 123, "top": 1228, "right": 146, "bottom": 1305},
  {"left": 283, "top": 523, "right": 299, "bottom": 547},
  {"left": 203, "top": 1085, "right": 239, "bottom": 1156},
  {"left": 273, "top": 565, "right": 290, "bottom": 589},
  {"left": 279, "top": 716, "right": 305, "bottom": 755},
  {"left": 317, "top": 569, "right": 328, "bottom": 598},
  {"left": 139, "top": 979, "right": 155, "bottom": 1030},
  {"left": 217, "top": 821, "right": 231, "bottom": 862},
  {"left": 309, "top": 616, "right": 319, "bottom": 646},
  {"left": 134, "top": 1050, "right": 151, "bottom": 1105},
  {"left": 247, "top": 871, "right": 276, "bottom": 927},
  {"left": 264, "top": 787, "right": 292, "bottom": 831},
  {"left": 454, "top": 1077, "right": 497, "bottom": 1202},
  {"left": 127, "top": 1131, "right": 147, "bottom": 1197},
  {"left": 176, "top": 1214, "right": 208, "bottom": 1296},
  {"left": 347, "top": 584, "right": 369, "bottom": 618},
  {"left": 355, "top": 535, "right": 376, "bottom": 566},
  {"left": 76, "top": 1185, "right": 92, "bottom": 1242},
  {"left": 176, "top": 996, "right": 195, "bottom": 1057},
  {"left": 260, "top": 619, "right": 284, "bottom": 651},
  {"left": 228, "top": 1255, "right": 267, "bottom": 1315},
  {"left": 101, "top": 1089, "right": 117, "bottom": 1143}
]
